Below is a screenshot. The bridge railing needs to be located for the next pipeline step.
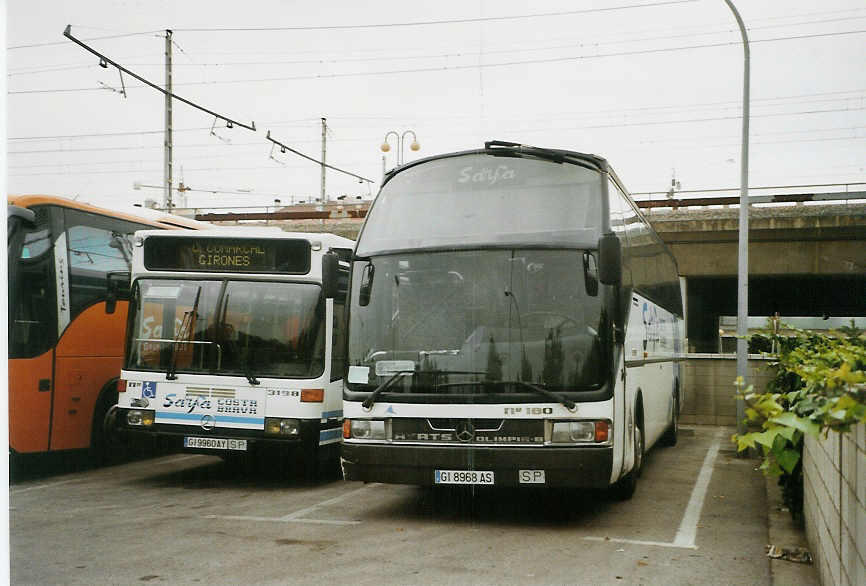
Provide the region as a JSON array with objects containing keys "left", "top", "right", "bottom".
[{"left": 632, "top": 181, "right": 866, "bottom": 209}]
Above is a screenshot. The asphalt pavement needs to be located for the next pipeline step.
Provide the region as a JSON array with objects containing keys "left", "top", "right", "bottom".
[{"left": 9, "top": 425, "right": 817, "bottom": 585}]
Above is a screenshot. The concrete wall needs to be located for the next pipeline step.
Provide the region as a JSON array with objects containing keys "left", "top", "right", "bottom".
[
  {"left": 680, "top": 354, "right": 776, "bottom": 426},
  {"left": 803, "top": 424, "right": 866, "bottom": 586},
  {"left": 670, "top": 240, "right": 865, "bottom": 277}
]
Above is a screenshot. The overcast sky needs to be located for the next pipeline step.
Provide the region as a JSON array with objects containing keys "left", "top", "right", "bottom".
[{"left": 5, "top": 0, "right": 865, "bottom": 212}]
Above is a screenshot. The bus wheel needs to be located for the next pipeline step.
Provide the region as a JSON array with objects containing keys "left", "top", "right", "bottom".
[
  {"left": 300, "top": 444, "right": 322, "bottom": 482},
  {"left": 613, "top": 418, "right": 644, "bottom": 501},
  {"left": 660, "top": 393, "right": 679, "bottom": 447},
  {"left": 89, "top": 385, "right": 120, "bottom": 464}
]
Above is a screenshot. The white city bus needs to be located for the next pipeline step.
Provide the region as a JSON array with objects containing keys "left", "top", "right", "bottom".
[
  {"left": 113, "top": 228, "right": 352, "bottom": 474},
  {"left": 342, "top": 141, "right": 683, "bottom": 498}
]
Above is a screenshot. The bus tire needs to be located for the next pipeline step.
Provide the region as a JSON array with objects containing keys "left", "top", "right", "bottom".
[
  {"left": 301, "top": 443, "right": 322, "bottom": 482},
  {"left": 660, "top": 391, "right": 679, "bottom": 447},
  {"left": 613, "top": 415, "right": 644, "bottom": 501},
  {"left": 89, "top": 383, "right": 120, "bottom": 464}
]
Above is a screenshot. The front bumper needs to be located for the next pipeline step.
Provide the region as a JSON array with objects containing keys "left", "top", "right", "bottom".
[
  {"left": 114, "top": 408, "right": 323, "bottom": 455},
  {"left": 341, "top": 442, "right": 614, "bottom": 487}
]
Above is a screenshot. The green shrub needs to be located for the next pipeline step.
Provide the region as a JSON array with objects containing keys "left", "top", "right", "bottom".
[{"left": 733, "top": 325, "right": 866, "bottom": 522}]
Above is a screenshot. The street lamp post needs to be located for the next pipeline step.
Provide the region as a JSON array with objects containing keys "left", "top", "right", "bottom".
[
  {"left": 723, "top": 0, "right": 751, "bottom": 439},
  {"left": 381, "top": 130, "right": 420, "bottom": 168}
]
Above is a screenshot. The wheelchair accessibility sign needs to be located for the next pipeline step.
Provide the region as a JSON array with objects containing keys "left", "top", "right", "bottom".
[{"left": 142, "top": 381, "right": 157, "bottom": 399}]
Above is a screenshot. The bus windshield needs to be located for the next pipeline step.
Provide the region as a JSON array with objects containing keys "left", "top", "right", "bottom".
[
  {"left": 357, "top": 154, "right": 603, "bottom": 255},
  {"left": 347, "top": 249, "right": 606, "bottom": 393},
  {"left": 126, "top": 279, "right": 325, "bottom": 379}
]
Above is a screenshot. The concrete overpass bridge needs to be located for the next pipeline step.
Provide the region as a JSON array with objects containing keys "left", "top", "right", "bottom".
[
  {"left": 641, "top": 198, "right": 865, "bottom": 351},
  {"left": 189, "top": 184, "right": 866, "bottom": 353}
]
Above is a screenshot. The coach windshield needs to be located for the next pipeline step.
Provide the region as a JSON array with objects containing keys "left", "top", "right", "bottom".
[{"left": 347, "top": 249, "right": 607, "bottom": 395}]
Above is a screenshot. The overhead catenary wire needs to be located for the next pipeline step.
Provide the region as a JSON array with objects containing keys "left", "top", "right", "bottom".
[
  {"left": 61, "top": 25, "right": 256, "bottom": 132},
  {"left": 8, "top": 130, "right": 863, "bottom": 177},
  {"left": 8, "top": 4, "right": 862, "bottom": 54},
  {"left": 7, "top": 29, "right": 162, "bottom": 50},
  {"left": 266, "top": 131, "right": 374, "bottom": 184},
  {"left": 13, "top": 28, "right": 866, "bottom": 95},
  {"left": 171, "top": 1, "right": 699, "bottom": 33},
  {"left": 13, "top": 13, "right": 862, "bottom": 75},
  {"left": 11, "top": 122, "right": 864, "bottom": 155},
  {"left": 7, "top": 102, "right": 864, "bottom": 155}
]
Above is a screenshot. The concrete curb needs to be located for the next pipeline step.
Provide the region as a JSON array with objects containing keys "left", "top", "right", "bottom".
[{"left": 766, "top": 472, "right": 819, "bottom": 585}]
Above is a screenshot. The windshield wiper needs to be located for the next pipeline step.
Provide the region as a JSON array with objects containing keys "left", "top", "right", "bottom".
[
  {"left": 361, "top": 370, "right": 414, "bottom": 410},
  {"left": 360, "top": 369, "right": 491, "bottom": 410},
  {"left": 432, "top": 379, "right": 575, "bottom": 411},
  {"left": 500, "top": 380, "right": 576, "bottom": 411},
  {"left": 166, "top": 286, "right": 201, "bottom": 380},
  {"left": 243, "top": 355, "right": 260, "bottom": 386},
  {"left": 484, "top": 140, "right": 566, "bottom": 164}
]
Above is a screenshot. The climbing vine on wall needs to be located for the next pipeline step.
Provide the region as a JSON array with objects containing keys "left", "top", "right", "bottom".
[{"left": 733, "top": 325, "right": 866, "bottom": 520}]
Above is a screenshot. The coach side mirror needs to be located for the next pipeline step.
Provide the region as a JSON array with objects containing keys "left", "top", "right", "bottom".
[
  {"left": 598, "top": 233, "right": 622, "bottom": 286},
  {"left": 358, "top": 262, "right": 375, "bottom": 307},
  {"left": 322, "top": 252, "right": 339, "bottom": 299},
  {"left": 583, "top": 251, "right": 599, "bottom": 297},
  {"left": 105, "top": 271, "right": 130, "bottom": 314}
]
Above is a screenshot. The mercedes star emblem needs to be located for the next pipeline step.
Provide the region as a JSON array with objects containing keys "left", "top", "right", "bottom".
[
  {"left": 455, "top": 420, "right": 475, "bottom": 442},
  {"left": 200, "top": 414, "right": 215, "bottom": 431}
]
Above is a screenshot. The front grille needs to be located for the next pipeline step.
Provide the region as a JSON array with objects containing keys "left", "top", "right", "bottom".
[
  {"left": 185, "top": 386, "right": 236, "bottom": 399},
  {"left": 427, "top": 418, "right": 504, "bottom": 431},
  {"left": 391, "top": 418, "right": 544, "bottom": 445}
]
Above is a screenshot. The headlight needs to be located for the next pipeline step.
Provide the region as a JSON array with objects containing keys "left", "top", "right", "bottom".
[
  {"left": 126, "top": 409, "right": 155, "bottom": 426},
  {"left": 346, "top": 419, "right": 387, "bottom": 440},
  {"left": 551, "top": 420, "right": 609, "bottom": 443},
  {"left": 265, "top": 418, "right": 300, "bottom": 436}
]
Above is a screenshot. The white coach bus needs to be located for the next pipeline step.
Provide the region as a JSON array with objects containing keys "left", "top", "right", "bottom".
[
  {"left": 113, "top": 228, "right": 352, "bottom": 475},
  {"left": 341, "top": 141, "right": 683, "bottom": 498}
]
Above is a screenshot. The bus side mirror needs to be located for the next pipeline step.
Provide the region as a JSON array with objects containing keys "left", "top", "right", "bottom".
[
  {"left": 105, "top": 271, "right": 131, "bottom": 314},
  {"left": 322, "top": 252, "right": 339, "bottom": 299},
  {"left": 598, "top": 234, "right": 622, "bottom": 286},
  {"left": 358, "top": 262, "right": 375, "bottom": 307},
  {"left": 583, "top": 251, "right": 599, "bottom": 297}
]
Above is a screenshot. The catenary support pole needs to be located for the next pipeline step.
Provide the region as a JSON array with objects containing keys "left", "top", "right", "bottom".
[
  {"left": 164, "top": 30, "right": 173, "bottom": 211},
  {"left": 321, "top": 117, "right": 327, "bottom": 202}
]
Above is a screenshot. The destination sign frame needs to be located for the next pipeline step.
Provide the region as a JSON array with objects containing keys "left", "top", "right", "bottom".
[{"left": 143, "top": 236, "right": 311, "bottom": 274}]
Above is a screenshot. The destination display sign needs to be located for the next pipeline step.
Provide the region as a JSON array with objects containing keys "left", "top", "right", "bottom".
[{"left": 143, "top": 236, "right": 311, "bottom": 274}]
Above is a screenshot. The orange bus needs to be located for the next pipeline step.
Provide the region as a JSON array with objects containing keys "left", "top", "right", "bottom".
[{"left": 7, "top": 195, "right": 208, "bottom": 458}]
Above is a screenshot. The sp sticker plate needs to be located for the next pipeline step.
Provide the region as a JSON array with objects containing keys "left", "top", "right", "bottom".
[{"left": 518, "top": 470, "right": 546, "bottom": 484}]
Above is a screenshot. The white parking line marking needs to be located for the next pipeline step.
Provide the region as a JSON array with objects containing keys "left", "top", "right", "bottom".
[
  {"left": 673, "top": 430, "right": 722, "bottom": 548},
  {"left": 583, "top": 429, "right": 722, "bottom": 550},
  {"left": 11, "top": 454, "right": 204, "bottom": 495},
  {"left": 11, "top": 478, "right": 82, "bottom": 495},
  {"left": 204, "top": 484, "right": 372, "bottom": 525},
  {"left": 582, "top": 537, "right": 697, "bottom": 550},
  {"left": 203, "top": 515, "right": 360, "bottom": 526}
]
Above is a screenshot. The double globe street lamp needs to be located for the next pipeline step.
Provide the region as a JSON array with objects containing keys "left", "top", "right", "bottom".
[{"left": 380, "top": 130, "right": 420, "bottom": 167}]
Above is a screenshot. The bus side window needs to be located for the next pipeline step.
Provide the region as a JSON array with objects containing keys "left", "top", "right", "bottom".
[
  {"left": 9, "top": 214, "right": 57, "bottom": 359},
  {"left": 330, "top": 248, "right": 351, "bottom": 382},
  {"left": 64, "top": 209, "right": 147, "bottom": 318}
]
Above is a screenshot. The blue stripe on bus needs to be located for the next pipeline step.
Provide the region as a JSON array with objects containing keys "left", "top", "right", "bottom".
[
  {"left": 319, "top": 428, "right": 342, "bottom": 441},
  {"left": 322, "top": 410, "right": 343, "bottom": 419},
  {"left": 157, "top": 412, "right": 265, "bottom": 425}
]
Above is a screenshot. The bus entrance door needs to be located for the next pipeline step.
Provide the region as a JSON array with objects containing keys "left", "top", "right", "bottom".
[{"left": 9, "top": 351, "right": 54, "bottom": 453}]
